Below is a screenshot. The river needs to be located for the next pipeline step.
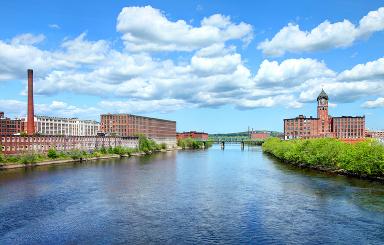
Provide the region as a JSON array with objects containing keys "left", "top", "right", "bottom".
[{"left": 0, "top": 145, "right": 383, "bottom": 244}]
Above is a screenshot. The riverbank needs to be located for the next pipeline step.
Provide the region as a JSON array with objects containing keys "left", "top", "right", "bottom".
[
  {"left": 0, "top": 135, "right": 176, "bottom": 170},
  {"left": 177, "top": 138, "right": 213, "bottom": 149},
  {"left": 0, "top": 148, "right": 176, "bottom": 170},
  {"left": 262, "top": 137, "right": 384, "bottom": 182}
]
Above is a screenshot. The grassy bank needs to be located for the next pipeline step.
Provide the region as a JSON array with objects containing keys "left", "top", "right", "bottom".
[
  {"left": 0, "top": 147, "right": 137, "bottom": 166},
  {"left": 262, "top": 138, "right": 384, "bottom": 178},
  {"left": 245, "top": 140, "right": 265, "bottom": 146},
  {"left": 0, "top": 135, "right": 168, "bottom": 166},
  {"left": 177, "top": 138, "right": 212, "bottom": 149}
]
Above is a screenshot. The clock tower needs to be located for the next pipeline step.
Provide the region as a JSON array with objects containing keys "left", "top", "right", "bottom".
[{"left": 317, "top": 89, "right": 329, "bottom": 134}]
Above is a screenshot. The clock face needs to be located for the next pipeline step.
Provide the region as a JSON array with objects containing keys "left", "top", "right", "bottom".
[{"left": 320, "top": 98, "right": 326, "bottom": 105}]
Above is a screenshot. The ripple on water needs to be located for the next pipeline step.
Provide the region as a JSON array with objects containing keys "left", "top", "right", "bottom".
[{"left": 0, "top": 147, "right": 383, "bottom": 244}]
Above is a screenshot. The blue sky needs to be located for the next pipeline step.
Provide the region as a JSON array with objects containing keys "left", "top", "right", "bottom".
[{"left": 0, "top": 0, "right": 384, "bottom": 133}]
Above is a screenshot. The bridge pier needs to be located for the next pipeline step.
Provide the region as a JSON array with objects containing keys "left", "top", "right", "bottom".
[
  {"left": 241, "top": 141, "right": 245, "bottom": 150},
  {"left": 221, "top": 141, "right": 225, "bottom": 150}
]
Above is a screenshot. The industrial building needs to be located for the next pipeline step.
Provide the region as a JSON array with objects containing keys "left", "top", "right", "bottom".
[
  {"left": 22, "top": 69, "right": 100, "bottom": 137},
  {"left": 250, "top": 132, "right": 270, "bottom": 140},
  {"left": 1, "top": 69, "right": 138, "bottom": 155},
  {"left": 100, "top": 114, "right": 176, "bottom": 147},
  {"left": 366, "top": 130, "right": 384, "bottom": 143},
  {"left": 31, "top": 116, "right": 100, "bottom": 136},
  {"left": 284, "top": 89, "right": 365, "bottom": 141},
  {"left": 0, "top": 112, "right": 24, "bottom": 136},
  {"left": 176, "top": 131, "right": 208, "bottom": 140}
]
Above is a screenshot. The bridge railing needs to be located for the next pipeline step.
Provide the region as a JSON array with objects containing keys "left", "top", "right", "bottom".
[{"left": 204, "top": 137, "right": 265, "bottom": 144}]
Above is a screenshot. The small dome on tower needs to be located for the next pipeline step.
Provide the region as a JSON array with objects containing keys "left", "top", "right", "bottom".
[{"left": 317, "top": 89, "right": 328, "bottom": 101}]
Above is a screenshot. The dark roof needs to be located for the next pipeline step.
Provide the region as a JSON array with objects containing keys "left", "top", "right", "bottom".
[
  {"left": 317, "top": 89, "right": 328, "bottom": 101},
  {"left": 177, "top": 131, "right": 208, "bottom": 134},
  {"left": 332, "top": 116, "right": 365, "bottom": 119},
  {"left": 100, "top": 113, "right": 176, "bottom": 123},
  {"left": 284, "top": 115, "right": 319, "bottom": 120}
]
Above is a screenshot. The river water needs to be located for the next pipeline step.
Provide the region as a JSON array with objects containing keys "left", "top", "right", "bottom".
[{"left": 0, "top": 145, "right": 383, "bottom": 244}]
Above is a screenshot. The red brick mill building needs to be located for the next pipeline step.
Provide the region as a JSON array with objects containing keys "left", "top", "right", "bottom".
[
  {"left": 250, "top": 132, "right": 270, "bottom": 140},
  {"left": 0, "top": 112, "right": 24, "bottom": 136},
  {"left": 284, "top": 89, "right": 365, "bottom": 142},
  {"left": 100, "top": 114, "right": 177, "bottom": 147},
  {"left": 176, "top": 131, "right": 209, "bottom": 140},
  {"left": 0, "top": 70, "right": 139, "bottom": 155}
]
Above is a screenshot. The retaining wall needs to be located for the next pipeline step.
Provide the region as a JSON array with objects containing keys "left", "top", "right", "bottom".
[{"left": 0, "top": 135, "right": 138, "bottom": 155}]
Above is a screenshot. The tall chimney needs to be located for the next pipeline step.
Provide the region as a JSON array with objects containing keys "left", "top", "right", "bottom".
[{"left": 27, "top": 69, "right": 35, "bottom": 135}]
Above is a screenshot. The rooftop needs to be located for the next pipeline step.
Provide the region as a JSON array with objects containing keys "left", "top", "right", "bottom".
[
  {"left": 101, "top": 113, "right": 176, "bottom": 123},
  {"left": 317, "top": 89, "right": 328, "bottom": 101}
]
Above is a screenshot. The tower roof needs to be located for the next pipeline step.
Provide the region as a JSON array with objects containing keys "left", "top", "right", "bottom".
[{"left": 317, "top": 89, "right": 328, "bottom": 100}]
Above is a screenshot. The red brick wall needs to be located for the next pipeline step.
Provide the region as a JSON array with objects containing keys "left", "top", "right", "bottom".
[
  {"left": 0, "top": 117, "right": 24, "bottom": 136},
  {"left": 339, "top": 138, "right": 366, "bottom": 144},
  {"left": 284, "top": 93, "right": 365, "bottom": 140},
  {"left": 332, "top": 117, "right": 365, "bottom": 139},
  {"left": 250, "top": 132, "right": 270, "bottom": 139},
  {"left": 100, "top": 114, "right": 176, "bottom": 139},
  {"left": 284, "top": 116, "right": 320, "bottom": 139},
  {"left": 317, "top": 100, "right": 330, "bottom": 137},
  {"left": 0, "top": 135, "right": 138, "bottom": 155},
  {"left": 177, "top": 132, "right": 208, "bottom": 140}
]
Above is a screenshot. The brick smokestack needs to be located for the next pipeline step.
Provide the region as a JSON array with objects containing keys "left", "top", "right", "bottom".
[{"left": 27, "top": 69, "right": 35, "bottom": 135}]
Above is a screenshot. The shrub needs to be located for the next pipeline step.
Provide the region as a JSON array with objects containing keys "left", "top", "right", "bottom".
[
  {"left": 6, "top": 155, "right": 19, "bottom": 163},
  {"left": 58, "top": 151, "right": 67, "bottom": 159},
  {"left": 92, "top": 152, "right": 102, "bottom": 158},
  {"left": 107, "top": 147, "right": 114, "bottom": 154},
  {"left": 47, "top": 149, "right": 59, "bottom": 159},
  {"left": 68, "top": 150, "right": 84, "bottom": 160},
  {"left": 125, "top": 147, "right": 138, "bottom": 155},
  {"left": 177, "top": 138, "right": 205, "bottom": 149},
  {"left": 113, "top": 146, "right": 126, "bottom": 156},
  {"left": 19, "top": 154, "right": 37, "bottom": 164},
  {"left": 160, "top": 143, "right": 167, "bottom": 150},
  {"left": 262, "top": 137, "right": 384, "bottom": 176},
  {"left": 138, "top": 134, "right": 160, "bottom": 153},
  {"left": 99, "top": 147, "right": 107, "bottom": 154}
]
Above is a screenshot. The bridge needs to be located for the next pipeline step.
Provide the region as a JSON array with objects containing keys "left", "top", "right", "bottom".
[{"left": 198, "top": 136, "right": 264, "bottom": 150}]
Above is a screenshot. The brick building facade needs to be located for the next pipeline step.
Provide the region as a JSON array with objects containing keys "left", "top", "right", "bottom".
[
  {"left": 176, "top": 131, "right": 209, "bottom": 140},
  {"left": 0, "top": 135, "right": 138, "bottom": 155},
  {"left": 366, "top": 130, "right": 384, "bottom": 143},
  {"left": 284, "top": 89, "right": 365, "bottom": 141},
  {"left": 100, "top": 114, "right": 176, "bottom": 147},
  {"left": 0, "top": 112, "right": 24, "bottom": 136},
  {"left": 250, "top": 132, "right": 270, "bottom": 140}
]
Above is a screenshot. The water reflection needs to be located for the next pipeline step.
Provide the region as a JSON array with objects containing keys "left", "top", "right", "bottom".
[{"left": 0, "top": 146, "right": 383, "bottom": 244}]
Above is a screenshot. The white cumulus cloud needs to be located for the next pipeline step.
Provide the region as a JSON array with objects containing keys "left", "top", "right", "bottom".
[
  {"left": 254, "top": 58, "right": 335, "bottom": 87},
  {"left": 258, "top": 7, "right": 384, "bottom": 56},
  {"left": 2, "top": 5, "right": 384, "bottom": 119},
  {"left": 362, "top": 97, "right": 384, "bottom": 108},
  {"left": 11, "top": 33, "right": 46, "bottom": 46},
  {"left": 338, "top": 57, "right": 384, "bottom": 81},
  {"left": 116, "top": 6, "right": 253, "bottom": 52}
]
